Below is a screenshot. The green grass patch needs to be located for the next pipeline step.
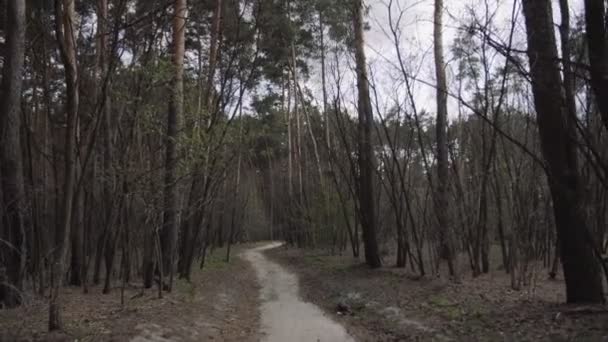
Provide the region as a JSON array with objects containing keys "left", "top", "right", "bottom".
[
  {"left": 175, "top": 278, "right": 198, "bottom": 300},
  {"left": 203, "top": 248, "right": 233, "bottom": 270},
  {"left": 302, "top": 254, "right": 352, "bottom": 272},
  {"left": 428, "top": 294, "right": 455, "bottom": 307},
  {"left": 427, "top": 295, "right": 464, "bottom": 320}
]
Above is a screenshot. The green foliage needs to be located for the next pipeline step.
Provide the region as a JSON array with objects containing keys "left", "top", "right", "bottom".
[
  {"left": 204, "top": 250, "right": 232, "bottom": 270},
  {"left": 175, "top": 278, "right": 199, "bottom": 300}
]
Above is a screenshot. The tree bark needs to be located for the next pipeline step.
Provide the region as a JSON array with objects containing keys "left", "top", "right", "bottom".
[
  {"left": 0, "top": 0, "right": 27, "bottom": 308},
  {"left": 69, "top": 186, "right": 84, "bottom": 286},
  {"left": 433, "top": 0, "right": 457, "bottom": 278},
  {"left": 352, "top": 0, "right": 381, "bottom": 268},
  {"left": 584, "top": 0, "right": 608, "bottom": 132},
  {"left": 161, "top": 0, "right": 187, "bottom": 291},
  {"left": 522, "top": 0, "right": 604, "bottom": 303},
  {"left": 50, "top": 0, "right": 79, "bottom": 330},
  {"left": 203, "top": 0, "right": 222, "bottom": 113},
  {"left": 319, "top": 8, "right": 330, "bottom": 148}
]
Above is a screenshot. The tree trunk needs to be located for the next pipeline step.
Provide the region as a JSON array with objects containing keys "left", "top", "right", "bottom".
[
  {"left": 161, "top": 0, "right": 187, "bottom": 291},
  {"left": 143, "top": 227, "right": 155, "bottom": 288},
  {"left": 493, "top": 161, "right": 510, "bottom": 273},
  {"left": 92, "top": 233, "right": 105, "bottom": 285},
  {"left": 50, "top": 0, "right": 79, "bottom": 330},
  {"left": 352, "top": 0, "right": 381, "bottom": 269},
  {"left": 522, "top": 0, "right": 604, "bottom": 303},
  {"left": 69, "top": 185, "right": 84, "bottom": 286},
  {"left": 319, "top": 8, "right": 330, "bottom": 148},
  {"left": 560, "top": 0, "right": 577, "bottom": 125},
  {"left": 203, "top": 0, "right": 222, "bottom": 112},
  {"left": 433, "top": 0, "right": 457, "bottom": 278},
  {"left": 584, "top": 0, "right": 608, "bottom": 132},
  {"left": 0, "top": 0, "right": 27, "bottom": 308}
]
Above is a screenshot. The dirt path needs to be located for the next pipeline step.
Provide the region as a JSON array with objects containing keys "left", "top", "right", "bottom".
[{"left": 244, "top": 243, "right": 355, "bottom": 342}]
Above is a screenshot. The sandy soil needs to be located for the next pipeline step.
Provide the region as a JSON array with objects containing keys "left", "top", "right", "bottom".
[
  {"left": 5, "top": 242, "right": 606, "bottom": 342},
  {"left": 266, "top": 246, "right": 608, "bottom": 342},
  {"left": 244, "top": 242, "right": 355, "bottom": 342},
  {"left": 0, "top": 245, "right": 261, "bottom": 342}
]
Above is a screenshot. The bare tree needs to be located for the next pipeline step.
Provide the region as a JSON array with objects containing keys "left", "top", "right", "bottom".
[{"left": 522, "top": 0, "right": 604, "bottom": 303}]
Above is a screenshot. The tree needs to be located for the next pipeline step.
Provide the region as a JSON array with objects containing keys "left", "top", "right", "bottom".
[
  {"left": 584, "top": 0, "right": 608, "bottom": 132},
  {"left": 433, "top": 0, "right": 457, "bottom": 278},
  {"left": 352, "top": 0, "right": 382, "bottom": 268},
  {"left": 0, "top": 0, "right": 27, "bottom": 308},
  {"left": 522, "top": 0, "right": 604, "bottom": 303},
  {"left": 49, "top": 0, "right": 80, "bottom": 330},
  {"left": 161, "top": 0, "right": 187, "bottom": 291}
]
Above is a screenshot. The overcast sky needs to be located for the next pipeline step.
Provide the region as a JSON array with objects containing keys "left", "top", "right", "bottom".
[{"left": 303, "top": 0, "right": 585, "bottom": 119}]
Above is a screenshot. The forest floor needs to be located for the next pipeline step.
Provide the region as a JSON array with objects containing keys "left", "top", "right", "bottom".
[
  {"left": 0, "top": 245, "right": 261, "bottom": 342},
  {"left": 3, "top": 243, "right": 608, "bottom": 342},
  {"left": 266, "top": 245, "right": 608, "bottom": 342}
]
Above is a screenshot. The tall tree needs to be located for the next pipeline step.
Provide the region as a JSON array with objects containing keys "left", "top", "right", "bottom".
[
  {"left": 584, "top": 0, "right": 608, "bottom": 131},
  {"left": 0, "top": 0, "right": 27, "bottom": 308},
  {"left": 353, "top": 0, "right": 381, "bottom": 268},
  {"left": 94, "top": 0, "right": 114, "bottom": 292},
  {"left": 317, "top": 1, "right": 330, "bottom": 147},
  {"left": 433, "top": 0, "right": 457, "bottom": 277},
  {"left": 161, "top": 0, "right": 187, "bottom": 291},
  {"left": 50, "top": 0, "right": 80, "bottom": 330},
  {"left": 204, "top": 0, "right": 221, "bottom": 112},
  {"left": 522, "top": 0, "right": 604, "bottom": 303}
]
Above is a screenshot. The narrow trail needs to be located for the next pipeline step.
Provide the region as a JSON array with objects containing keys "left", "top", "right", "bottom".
[{"left": 244, "top": 242, "right": 356, "bottom": 342}]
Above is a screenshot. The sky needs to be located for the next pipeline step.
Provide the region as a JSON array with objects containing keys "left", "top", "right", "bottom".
[{"left": 303, "top": 0, "right": 585, "bottom": 120}]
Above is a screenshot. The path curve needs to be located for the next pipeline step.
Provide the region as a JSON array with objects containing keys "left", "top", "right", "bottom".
[{"left": 244, "top": 242, "right": 355, "bottom": 342}]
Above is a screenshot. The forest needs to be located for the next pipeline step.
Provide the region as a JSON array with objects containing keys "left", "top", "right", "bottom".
[{"left": 1, "top": 0, "right": 608, "bottom": 340}]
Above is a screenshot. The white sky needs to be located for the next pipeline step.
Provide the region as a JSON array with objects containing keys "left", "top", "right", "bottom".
[{"left": 304, "top": 0, "right": 585, "bottom": 120}]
